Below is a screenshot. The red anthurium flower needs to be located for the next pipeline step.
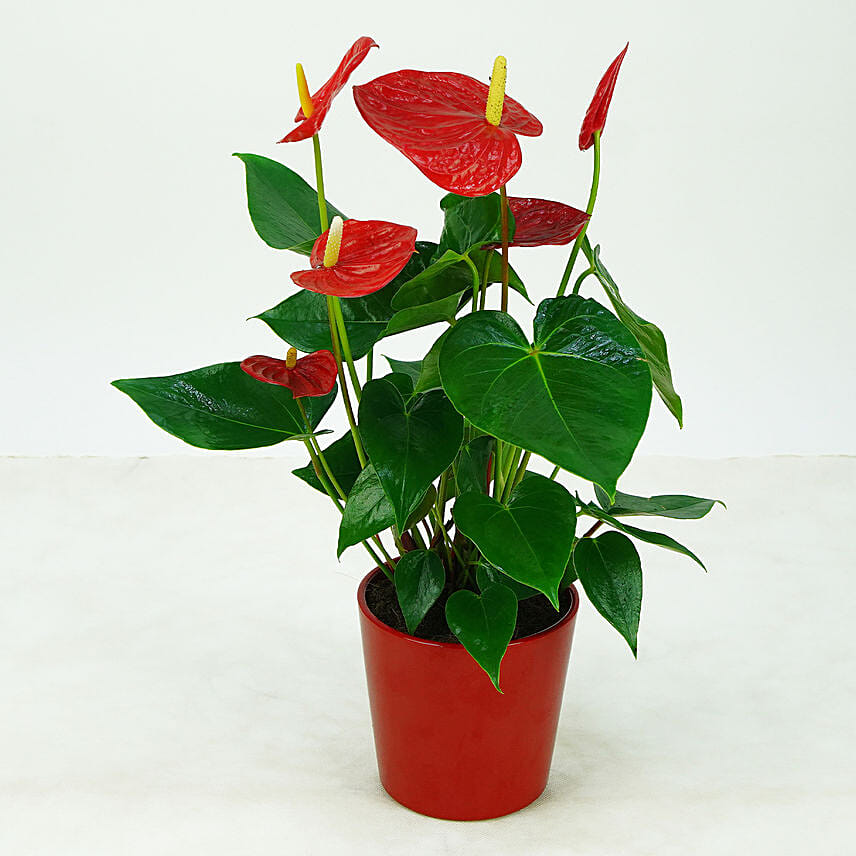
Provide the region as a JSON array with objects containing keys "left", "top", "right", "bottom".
[
  {"left": 485, "top": 197, "right": 590, "bottom": 249},
  {"left": 290, "top": 216, "right": 417, "bottom": 298},
  {"left": 278, "top": 36, "right": 378, "bottom": 144},
  {"left": 579, "top": 43, "right": 629, "bottom": 151},
  {"left": 241, "top": 348, "right": 337, "bottom": 398},
  {"left": 353, "top": 63, "right": 542, "bottom": 197}
]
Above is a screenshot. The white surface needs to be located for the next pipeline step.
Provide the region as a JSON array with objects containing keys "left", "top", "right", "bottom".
[
  {"left": 1, "top": 454, "right": 853, "bottom": 854},
  {"left": 2, "top": 0, "right": 856, "bottom": 457}
]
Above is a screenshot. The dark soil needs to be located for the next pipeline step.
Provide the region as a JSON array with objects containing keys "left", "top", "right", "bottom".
[{"left": 365, "top": 572, "right": 574, "bottom": 643}]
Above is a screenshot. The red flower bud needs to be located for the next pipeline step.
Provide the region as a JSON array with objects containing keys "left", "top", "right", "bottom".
[{"left": 579, "top": 43, "right": 628, "bottom": 151}]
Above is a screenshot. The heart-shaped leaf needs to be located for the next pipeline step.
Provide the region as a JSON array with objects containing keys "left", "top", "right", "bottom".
[
  {"left": 581, "top": 503, "right": 706, "bottom": 570},
  {"left": 439, "top": 297, "right": 652, "bottom": 497},
  {"left": 574, "top": 532, "right": 642, "bottom": 656},
  {"left": 338, "top": 465, "right": 437, "bottom": 556},
  {"left": 445, "top": 584, "right": 518, "bottom": 691},
  {"left": 337, "top": 465, "right": 393, "bottom": 556},
  {"left": 112, "top": 363, "right": 334, "bottom": 450},
  {"left": 454, "top": 435, "right": 495, "bottom": 497},
  {"left": 594, "top": 486, "right": 725, "bottom": 520},
  {"left": 394, "top": 550, "right": 446, "bottom": 634},
  {"left": 359, "top": 380, "right": 463, "bottom": 530},
  {"left": 452, "top": 473, "right": 576, "bottom": 608},
  {"left": 437, "top": 193, "right": 515, "bottom": 256},
  {"left": 585, "top": 239, "right": 683, "bottom": 427},
  {"left": 382, "top": 292, "right": 463, "bottom": 338},
  {"left": 234, "top": 153, "right": 346, "bottom": 254},
  {"left": 293, "top": 431, "right": 363, "bottom": 496},
  {"left": 476, "top": 562, "right": 539, "bottom": 601}
]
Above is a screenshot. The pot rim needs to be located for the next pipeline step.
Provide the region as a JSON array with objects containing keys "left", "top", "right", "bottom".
[{"left": 357, "top": 567, "right": 580, "bottom": 650}]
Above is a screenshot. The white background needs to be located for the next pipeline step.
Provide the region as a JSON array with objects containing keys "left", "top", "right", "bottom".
[{"left": 1, "top": 0, "right": 855, "bottom": 458}]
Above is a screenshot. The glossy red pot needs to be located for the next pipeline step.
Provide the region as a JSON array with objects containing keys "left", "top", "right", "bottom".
[{"left": 358, "top": 569, "right": 580, "bottom": 820}]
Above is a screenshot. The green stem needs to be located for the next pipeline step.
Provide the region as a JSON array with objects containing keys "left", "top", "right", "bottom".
[
  {"left": 511, "top": 450, "right": 532, "bottom": 490},
  {"left": 493, "top": 439, "right": 505, "bottom": 499},
  {"left": 572, "top": 266, "right": 595, "bottom": 296},
  {"left": 478, "top": 252, "right": 490, "bottom": 310},
  {"left": 549, "top": 465, "right": 560, "bottom": 480},
  {"left": 558, "top": 130, "right": 601, "bottom": 296},
  {"left": 312, "top": 134, "right": 328, "bottom": 231},
  {"left": 366, "top": 348, "right": 373, "bottom": 382},
  {"left": 331, "top": 296, "right": 362, "bottom": 400},
  {"left": 463, "top": 253, "right": 480, "bottom": 310},
  {"left": 499, "top": 185, "right": 510, "bottom": 312},
  {"left": 500, "top": 446, "right": 522, "bottom": 503}
]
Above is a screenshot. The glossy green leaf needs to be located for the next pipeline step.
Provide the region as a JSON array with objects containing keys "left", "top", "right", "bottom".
[
  {"left": 439, "top": 298, "right": 653, "bottom": 497},
  {"left": 359, "top": 379, "right": 463, "bottom": 530},
  {"left": 574, "top": 532, "right": 642, "bottom": 656},
  {"left": 413, "top": 331, "right": 447, "bottom": 393},
  {"left": 381, "top": 292, "right": 462, "bottom": 338},
  {"left": 384, "top": 356, "right": 423, "bottom": 386},
  {"left": 585, "top": 239, "right": 683, "bottom": 427},
  {"left": 337, "top": 465, "right": 393, "bottom": 556},
  {"left": 454, "top": 435, "right": 495, "bottom": 496},
  {"left": 392, "top": 248, "right": 528, "bottom": 312},
  {"left": 477, "top": 562, "right": 539, "bottom": 601},
  {"left": 437, "top": 192, "right": 515, "bottom": 256},
  {"left": 445, "top": 584, "right": 518, "bottom": 691},
  {"left": 255, "top": 283, "right": 395, "bottom": 360},
  {"left": 293, "top": 432, "right": 363, "bottom": 496},
  {"left": 582, "top": 503, "right": 706, "bottom": 570},
  {"left": 394, "top": 550, "right": 446, "bottom": 634},
  {"left": 594, "top": 486, "right": 725, "bottom": 520},
  {"left": 452, "top": 473, "right": 576, "bottom": 608},
  {"left": 234, "top": 153, "right": 345, "bottom": 254},
  {"left": 112, "top": 362, "right": 334, "bottom": 450}
]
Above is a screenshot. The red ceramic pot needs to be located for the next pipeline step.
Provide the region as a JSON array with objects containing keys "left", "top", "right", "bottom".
[{"left": 358, "top": 569, "right": 580, "bottom": 820}]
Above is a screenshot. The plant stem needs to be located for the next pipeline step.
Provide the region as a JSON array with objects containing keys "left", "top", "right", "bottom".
[
  {"left": 312, "top": 134, "right": 328, "bottom": 231},
  {"left": 572, "top": 266, "right": 595, "bottom": 296},
  {"left": 582, "top": 520, "right": 604, "bottom": 539},
  {"left": 463, "top": 253, "right": 480, "bottom": 310},
  {"left": 557, "top": 130, "right": 601, "bottom": 296},
  {"left": 500, "top": 446, "right": 521, "bottom": 503},
  {"left": 511, "top": 450, "right": 531, "bottom": 490},
  {"left": 366, "top": 348, "right": 373, "bottom": 381},
  {"left": 331, "top": 296, "right": 362, "bottom": 400},
  {"left": 549, "top": 464, "right": 560, "bottom": 480},
  {"left": 478, "top": 252, "right": 490, "bottom": 310},
  {"left": 499, "top": 185, "right": 510, "bottom": 312},
  {"left": 324, "top": 296, "right": 367, "bottom": 467},
  {"left": 493, "top": 439, "right": 505, "bottom": 499}
]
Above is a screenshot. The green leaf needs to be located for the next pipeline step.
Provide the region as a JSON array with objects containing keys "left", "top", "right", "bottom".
[
  {"left": 452, "top": 473, "right": 576, "bottom": 608},
  {"left": 112, "top": 363, "right": 334, "bottom": 450},
  {"left": 586, "top": 240, "right": 683, "bottom": 427},
  {"left": 234, "top": 153, "right": 346, "bottom": 254},
  {"left": 292, "top": 432, "right": 363, "bottom": 496},
  {"left": 359, "top": 380, "right": 464, "bottom": 530},
  {"left": 382, "top": 292, "right": 462, "bottom": 338},
  {"left": 337, "top": 465, "right": 393, "bottom": 556},
  {"left": 255, "top": 283, "right": 396, "bottom": 361},
  {"left": 439, "top": 298, "right": 653, "bottom": 497},
  {"left": 594, "top": 486, "right": 725, "bottom": 520},
  {"left": 477, "top": 562, "right": 540, "bottom": 601},
  {"left": 445, "top": 584, "right": 518, "bottom": 691},
  {"left": 437, "top": 192, "right": 515, "bottom": 256},
  {"left": 574, "top": 532, "right": 642, "bottom": 656},
  {"left": 391, "top": 248, "right": 528, "bottom": 312},
  {"left": 413, "top": 330, "right": 447, "bottom": 394},
  {"left": 582, "top": 503, "right": 707, "bottom": 570},
  {"left": 394, "top": 550, "right": 446, "bottom": 634},
  {"left": 454, "top": 434, "right": 495, "bottom": 496},
  {"left": 384, "top": 356, "right": 423, "bottom": 386}
]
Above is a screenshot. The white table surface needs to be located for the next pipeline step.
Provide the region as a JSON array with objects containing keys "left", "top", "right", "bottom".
[{"left": 1, "top": 455, "right": 853, "bottom": 855}]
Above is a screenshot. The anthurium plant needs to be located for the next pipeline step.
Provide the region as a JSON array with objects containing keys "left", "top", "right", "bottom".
[{"left": 113, "top": 38, "right": 721, "bottom": 690}]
